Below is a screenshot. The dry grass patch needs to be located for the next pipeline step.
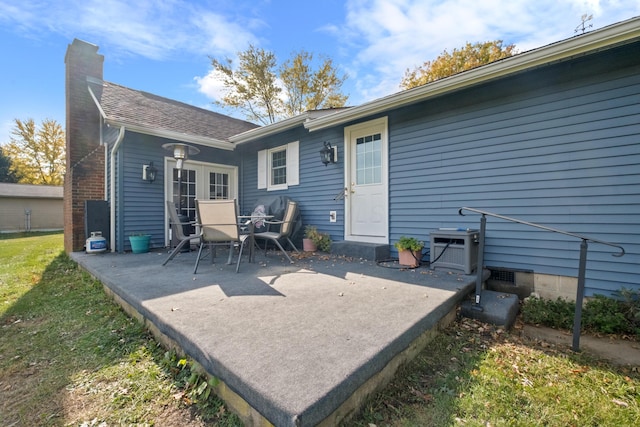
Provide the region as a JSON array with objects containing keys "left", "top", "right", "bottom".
[
  {"left": 0, "top": 233, "right": 240, "bottom": 426},
  {"left": 350, "top": 317, "right": 640, "bottom": 426}
]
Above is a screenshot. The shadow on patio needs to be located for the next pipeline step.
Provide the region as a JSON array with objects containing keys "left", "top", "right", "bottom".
[{"left": 71, "top": 248, "right": 481, "bottom": 426}]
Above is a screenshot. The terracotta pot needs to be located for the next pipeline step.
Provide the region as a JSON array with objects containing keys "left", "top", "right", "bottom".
[
  {"left": 303, "top": 238, "right": 317, "bottom": 252},
  {"left": 398, "top": 249, "right": 421, "bottom": 267}
]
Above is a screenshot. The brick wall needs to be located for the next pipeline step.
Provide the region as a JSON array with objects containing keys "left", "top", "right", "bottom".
[{"left": 64, "top": 40, "right": 105, "bottom": 253}]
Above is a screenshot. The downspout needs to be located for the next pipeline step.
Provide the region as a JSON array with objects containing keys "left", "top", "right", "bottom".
[{"left": 110, "top": 126, "right": 126, "bottom": 252}]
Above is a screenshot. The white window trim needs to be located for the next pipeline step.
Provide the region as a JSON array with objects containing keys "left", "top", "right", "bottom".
[{"left": 257, "top": 141, "right": 299, "bottom": 191}]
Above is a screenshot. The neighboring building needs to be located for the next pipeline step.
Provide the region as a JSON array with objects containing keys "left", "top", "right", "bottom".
[
  {"left": 0, "top": 183, "right": 63, "bottom": 232},
  {"left": 65, "top": 17, "right": 640, "bottom": 300}
]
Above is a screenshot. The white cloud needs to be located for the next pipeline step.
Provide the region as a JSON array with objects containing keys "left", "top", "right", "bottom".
[
  {"left": 194, "top": 69, "right": 228, "bottom": 102},
  {"left": 339, "top": 0, "right": 640, "bottom": 102},
  {"left": 0, "top": 0, "right": 258, "bottom": 60}
]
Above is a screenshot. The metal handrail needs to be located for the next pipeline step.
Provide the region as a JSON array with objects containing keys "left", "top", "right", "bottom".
[
  {"left": 459, "top": 207, "right": 625, "bottom": 256},
  {"left": 458, "top": 206, "right": 626, "bottom": 351}
]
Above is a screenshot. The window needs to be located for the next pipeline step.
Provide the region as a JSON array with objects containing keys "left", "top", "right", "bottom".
[
  {"left": 258, "top": 141, "right": 299, "bottom": 190},
  {"left": 209, "top": 172, "right": 229, "bottom": 199},
  {"left": 270, "top": 148, "right": 287, "bottom": 186},
  {"left": 356, "top": 133, "right": 382, "bottom": 185}
]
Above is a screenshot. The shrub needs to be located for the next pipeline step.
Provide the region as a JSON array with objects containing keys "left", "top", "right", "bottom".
[
  {"left": 583, "top": 295, "right": 628, "bottom": 334},
  {"left": 304, "top": 225, "right": 331, "bottom": 252},
  {"left": 521, "top": 297, "right": 575, "bottom": 330},
  {"left": 521, "top": 291, "right": 640, "bottom": 339}
]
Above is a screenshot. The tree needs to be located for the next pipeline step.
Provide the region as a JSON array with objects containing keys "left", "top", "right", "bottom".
[
  {"left": 401, "top": 40, "right": 517, "bottom": 90},
  {"left": 2, "top": 118, "right": 65, "bottom": 185},
  {"left": 280, "top": 50, "right": 348, "bottom": 117},
  {"left": 212, "top": 45, "right": 282, "bottom": 125},
  {"left": 0, "top": 147, "right": 22, "bottom": 183},
  {"left": 211, "top": 46, "right": 348, "bottom": 124}
]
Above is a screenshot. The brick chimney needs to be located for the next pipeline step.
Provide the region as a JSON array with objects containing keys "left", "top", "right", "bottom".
[{"left": 64, "top": 40, "right": 105, "bottom": 253}]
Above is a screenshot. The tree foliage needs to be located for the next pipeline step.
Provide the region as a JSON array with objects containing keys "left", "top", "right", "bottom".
[
  {"left": 211, "top": 45, "right": 348, "bottom": 124},
  {"left": 2, "top": 118, "right": 65, "bottom": 185},
  {"left": 0, "top": 147, "right": 22, "bottom": 183},
  {"left": 401, "top": 40, "right": 517, "bottom": 90},
  {"left": 280, "top": 50, "right": 348, "bottom": 118}
]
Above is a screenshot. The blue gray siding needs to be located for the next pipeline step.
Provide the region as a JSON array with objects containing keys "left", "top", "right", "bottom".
[
  {"left": 387, "top": 45, "right": 639, "bottom": 296},
  {"left": 238, "top": 126, "right": 345, "bottom": 243},
  {"left": 111, "top": 132, "right": 239, "bottom": 252}
]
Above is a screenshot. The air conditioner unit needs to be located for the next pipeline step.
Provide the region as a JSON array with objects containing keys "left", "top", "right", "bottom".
[{"left": 430, "top": 229, "right": 479, "bottom": 274}]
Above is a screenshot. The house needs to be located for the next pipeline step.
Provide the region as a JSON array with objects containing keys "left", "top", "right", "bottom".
[
  {"left": 65, "top": 16, "right": 640, "bottom": 300},
  {"left": 0, "top": 183, "right": 63, "bottom": 232}
]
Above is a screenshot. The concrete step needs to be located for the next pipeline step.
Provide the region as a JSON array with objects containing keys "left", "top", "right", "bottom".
[{"left": 331, "top": 241, "right": 390, "bottom": 261}]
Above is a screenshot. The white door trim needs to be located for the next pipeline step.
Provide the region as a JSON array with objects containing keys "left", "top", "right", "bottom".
[
  {"left": 343, "top": 116, "right": 389, "bottom": 244},
  {"left": 163, "top": 158, "right": 238, "bottom": 246}
]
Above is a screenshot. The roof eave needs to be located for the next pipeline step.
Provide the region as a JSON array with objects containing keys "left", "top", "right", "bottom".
[
  {"left": 305, "top": 16, "right": 640, "bottom": 132},
  {"left": 229, "top": 113, "right": 310, "bottom": 144},
  {"left": 87, "top": 78, "right": 235, "bottom": 150},
  {"left": 104, "top": 119, "right": 235, "bottom": 151}
]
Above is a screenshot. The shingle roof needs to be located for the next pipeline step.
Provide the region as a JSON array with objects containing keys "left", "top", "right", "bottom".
[{"left": 92, "top": 80, "right": 259, "bottom": 142}]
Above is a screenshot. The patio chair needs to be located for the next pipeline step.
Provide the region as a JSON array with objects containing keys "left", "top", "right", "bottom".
[
  {"left": 254, "top": 200, "right": 300, "bottom": 263},
  {"left": 162, "top": 200, "right": 197, "bottom": 266},
  {"left": 193, "top": 199, "right": 249, "bottom": 274}
]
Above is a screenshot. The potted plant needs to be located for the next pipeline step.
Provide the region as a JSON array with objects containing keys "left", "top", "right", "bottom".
[
  {"left": 129, "top": 233, "right": 151, "bottom": 254},
  {"left": 394, "top": 236, "right": 424, "bottom": 267},
  {"left": 303, "top": 226, "right": 318, "bottom": 252},
  {"left": 304, "top": 225, "right": 331, "bottom": 252}
]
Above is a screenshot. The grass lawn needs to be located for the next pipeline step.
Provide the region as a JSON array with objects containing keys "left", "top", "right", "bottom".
[
  {"left": 0, "top": 232, "right": 240, "bottom": 426},
  {"left": 1, "top": 233, "right": 638, "bottom": 426}
]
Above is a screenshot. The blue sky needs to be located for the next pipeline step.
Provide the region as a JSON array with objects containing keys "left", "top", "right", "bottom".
[{"left": 1, "top": 0, "right": 639, "bottom": 144}]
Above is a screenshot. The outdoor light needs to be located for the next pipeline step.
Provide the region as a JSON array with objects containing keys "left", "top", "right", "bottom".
[
  {"left": 320, "top": 141, "right": 337, "bottom": 166},
  {"left": 142, "top": 162, "right": 157, "bottom": 183},
  {"left": 162, "top": 143, "right": 200, "bottom": 175},
  {"left": 162, "top": 143, "right": 200, "bottom": 214}
]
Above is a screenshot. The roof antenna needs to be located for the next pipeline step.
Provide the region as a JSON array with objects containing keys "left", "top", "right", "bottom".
[{"left": 575, "top": 14, "right": 593, "bottom": 34}]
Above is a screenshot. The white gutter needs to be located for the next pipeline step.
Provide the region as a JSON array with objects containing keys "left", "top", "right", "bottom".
[
  {"left": 103, "top": 118, "right": 234, "bottom": 151},
  {"left": 88, "top": 83, "right": 234, "bottom": 151},
  {"left": 109, "top": 126, "right": 126, "bottom": 252},
  {"left": 229, "top": 113, "right": 310, "bottom": 144},
  {"left": 305, "top": 16, "right": 640, "bottom": 132}
]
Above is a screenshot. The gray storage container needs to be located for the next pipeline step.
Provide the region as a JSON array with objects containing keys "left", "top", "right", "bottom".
[{"left": 430, "top": 229, "right": 479, "bottom": 274}]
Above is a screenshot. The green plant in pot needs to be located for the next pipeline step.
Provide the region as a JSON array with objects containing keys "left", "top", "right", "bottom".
[
  {"left": 304, "top": 225, "right": 331, "bottom": 252},
  {"left": 394, "top": 235, "right": 424, "bottom": 267},
  {"left": 129, "top": 233, "right": 151, "bottom": 254}
]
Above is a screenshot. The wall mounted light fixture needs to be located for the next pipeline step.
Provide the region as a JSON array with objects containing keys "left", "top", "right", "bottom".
[
  {"left": 142, "top": 161, "right": 157, "bottom": 183},
  {"left": 320, "top": 141, "right": 337, "bottom": 166}
]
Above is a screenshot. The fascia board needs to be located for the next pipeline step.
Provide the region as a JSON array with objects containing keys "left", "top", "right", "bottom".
[
  {"left": 229, "top": 114, "right": 309, "bottom": 144},
  {"left": 103, "top": 119, "right": 235, "bottom": 151},
  {"left": 87, "top": 78, "right": 234, "bottom": 151},
  {"left": 87, "top": 84, "right": 107, "bottom": 120},
  {"left": 305, "top": 17, "right": 640, "bottom": 132}
]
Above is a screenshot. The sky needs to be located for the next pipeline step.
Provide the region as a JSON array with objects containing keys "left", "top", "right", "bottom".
[{"left": 1, "top": 0, "right": 639, "bottom": 145}]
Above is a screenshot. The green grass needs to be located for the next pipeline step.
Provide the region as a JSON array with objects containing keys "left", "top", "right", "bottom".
[
  {"left": 0, "top": 232, "right": 241, "bottom": 426},
  {"left": 349, "top": 318, "right": 640, "bottom": 426}
]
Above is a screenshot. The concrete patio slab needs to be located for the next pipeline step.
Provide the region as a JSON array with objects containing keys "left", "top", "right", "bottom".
[{"left": 71, "top": 249, "right": 480, "bottom": 426}]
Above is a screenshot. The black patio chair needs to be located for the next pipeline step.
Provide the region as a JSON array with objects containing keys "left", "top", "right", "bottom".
[{"left": 162, "top": 200, "right": 198, "bottom": 266}]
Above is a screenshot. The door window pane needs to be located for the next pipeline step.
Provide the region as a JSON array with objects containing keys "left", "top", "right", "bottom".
[
  {"left": 209, "top": 172, "right": 230, "bottom": 199},
  {"left": 356, "top": 132, "right": 382, "bottom": 185},
  {"left": 172, "top": 168, "right": 196, "bottom": 234}
]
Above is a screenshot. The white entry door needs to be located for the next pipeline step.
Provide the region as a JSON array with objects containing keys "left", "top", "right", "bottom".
[{"left": 345, "top": 117, "right": 388, "bottom": 243}]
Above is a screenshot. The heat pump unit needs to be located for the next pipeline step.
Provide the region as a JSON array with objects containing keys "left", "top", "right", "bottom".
[{"left": 430, "top": 229, "right": 479, "bottom": 274}]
